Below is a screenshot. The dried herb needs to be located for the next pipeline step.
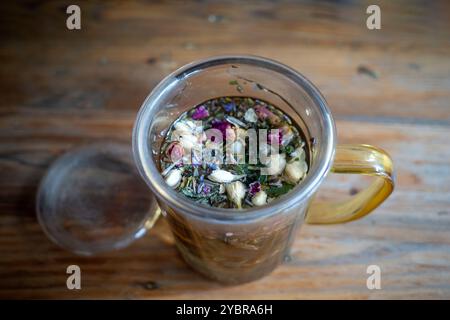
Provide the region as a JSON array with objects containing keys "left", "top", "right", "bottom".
[
  {"left": 159, "top": 96, "right": 309, "bottom": 209},
  {"left": 266, "top": 182, "right": 295, "bottom": 198}
]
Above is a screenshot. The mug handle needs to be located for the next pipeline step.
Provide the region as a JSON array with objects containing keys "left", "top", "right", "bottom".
[{"left": 305, "top": 144, "right": 395, "bottom": 224}]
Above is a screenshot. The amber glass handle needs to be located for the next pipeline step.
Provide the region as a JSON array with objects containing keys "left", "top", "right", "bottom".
[{"left": 305, "top": 144, "right": 395, "bottom": 224}]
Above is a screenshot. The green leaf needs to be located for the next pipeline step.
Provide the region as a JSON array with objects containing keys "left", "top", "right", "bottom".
[
  {"left": 284, "top": 145, "right": 294, "bottom": 154},
  {"left": 258, "top": 175, "right": 268, "bottom": 184},
  {"left": 266, "top": 182, "right": 295, "bottom": 198}
]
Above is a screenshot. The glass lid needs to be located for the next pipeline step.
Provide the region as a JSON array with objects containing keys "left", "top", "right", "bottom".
[{"left": 36, "top": 142, "right": 159, "bottom": 256}]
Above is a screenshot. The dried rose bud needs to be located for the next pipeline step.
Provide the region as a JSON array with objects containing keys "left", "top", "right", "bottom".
[
  {"left": 255, "top": 105, "right": 280, "bottom": 125},
  {"left": 268, "top": 114, "right": 281, "bottom": 126},
  {"left": 166, "top": 142, "right": 184, "bottom": 162},
  {"left": 255, "top": 105, "right": 273, "bottom": 120},
  {"left": 268, "top": 130, "right": 282, "bottom": 145}
]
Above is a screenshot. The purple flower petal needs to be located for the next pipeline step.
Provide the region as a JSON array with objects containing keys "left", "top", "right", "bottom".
[
  {"left": 192, "top": 105, "right": 209, "bottom": 120},
  {"left": 211, "top": 120, "right": 231, "bottom": 140},
  {"left": 249, "top": 181, "right": 261, "bottom": 195},
  {"left": 223, "top": 102, "right": 235, "bottom": 112},
  {"left": 202, "top": 185, "right": 211, "bottom": 194}
]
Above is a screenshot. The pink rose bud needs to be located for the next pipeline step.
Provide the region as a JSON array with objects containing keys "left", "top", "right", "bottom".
[
  {"left": 255, "top": 105, "right": 272, "bottom": 120},
  {"left": 166, "top": 142, "right": 184, "bottom": 162},
  {"left": 268, "top": 130, "right": 282, "bottom": 145}
]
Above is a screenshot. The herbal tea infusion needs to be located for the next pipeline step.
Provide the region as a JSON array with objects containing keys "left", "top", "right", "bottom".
[{"left": 159, "top": 96, "right": 309, "bottom": 209}]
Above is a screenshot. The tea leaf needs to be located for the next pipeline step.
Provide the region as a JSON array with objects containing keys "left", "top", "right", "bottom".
[{"left": 266, "top": 182, "right": 295, "bottom": 198}]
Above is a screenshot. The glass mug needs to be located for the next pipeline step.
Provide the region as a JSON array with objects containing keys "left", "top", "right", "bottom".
[{"left": 133, "top": 55, "right": 395, "bottom": 284}]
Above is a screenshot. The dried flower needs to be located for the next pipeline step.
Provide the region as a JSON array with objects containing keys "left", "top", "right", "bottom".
[
  {"left": 268, "top": 130, "right": 282, "bottom": 145},
  {"left": 174, "top": 120, "right": 196, "bottom": 134},
  {"left": 252, "top": 191, "right": 267, "bottom": 206},
  {"left": 211, "top": 120, "right": 236, "bottom": 141},
  {"left": 191, "top": 105, "right": 209, "bottom": 120},
  {"left": 176, "top": 133, "right": 199, "bottom": 152},
  {"left": 160, "top": 96, "right": 308, "bottom": 209},
  {"left": 265, "top": 153, "right": 286, "bottom": 176},
  {"left": 202, "top": 185, "right": 211, "bottom": 194},
  {"left": 255, "top": 105, "right": 273, "bottom": 120},
  {"left": 284, "top": 160, "right": 308, "bottom": 184},
  {"left": 211, "top": 120, "right": 230, "bottom": 138},
  {"left": 226, "top": 181, "right": 246, "bottom": 208},
  {"left": 249, "top": 181, "right": 261, "bottom": 195},
  {"left": 164, "top": 168, "right": 183, "bottom": 188},
  {"left": 208, "top": 169, "right": 245, "bottom": 183},
  {"left": 223, "top": 101, "right": 235, "bottom": 112},
  {"left": 268, "top": 114, "right": 281, "bottom": 126},
  {"left": 244, "top": 108, "right": 258, "bottom": 123},
  {"left": 165, "top": 141, "right": 184, "bottom": 162},
  {"left": 255, "top": 105, "right": 280, "bottom": 125}
]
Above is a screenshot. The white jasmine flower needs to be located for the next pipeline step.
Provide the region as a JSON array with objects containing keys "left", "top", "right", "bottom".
[
  {"left": 174, "top": 120, "right": 194, "bottom": 134},
  {"left": 176, "top": 132, "right": 199, "bottom": 152},
  {"left": 164, "top": 168, "right": 183, "bottom": 188},
  {"left": 264, "top": 153, "right": 286, "bottom": 176},
  {"left": 252, "top": 191, "right": 267, "bottom": 206},
  {"left": 225, "top": 181, "right": 246, "bottom": 208},
  {"left": 284, "top": 160, "right": 308, "bottom": 184},
  {"left": 208, "top": 169, "right": 245, "bottom": 183}
]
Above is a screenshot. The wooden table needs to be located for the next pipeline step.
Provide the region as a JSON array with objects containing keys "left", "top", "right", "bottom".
[{"left": 1, "top": 0, "right": 449, "bottom": 299}]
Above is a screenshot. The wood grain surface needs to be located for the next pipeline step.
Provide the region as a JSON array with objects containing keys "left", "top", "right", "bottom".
[{"left": 1, "top": 0, "right": 449, "bottom": 299}]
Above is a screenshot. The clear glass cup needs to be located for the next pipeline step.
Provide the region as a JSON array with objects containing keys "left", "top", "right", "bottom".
[{"left": 133, "top": 55, "right": 395, "bottom": 283}]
